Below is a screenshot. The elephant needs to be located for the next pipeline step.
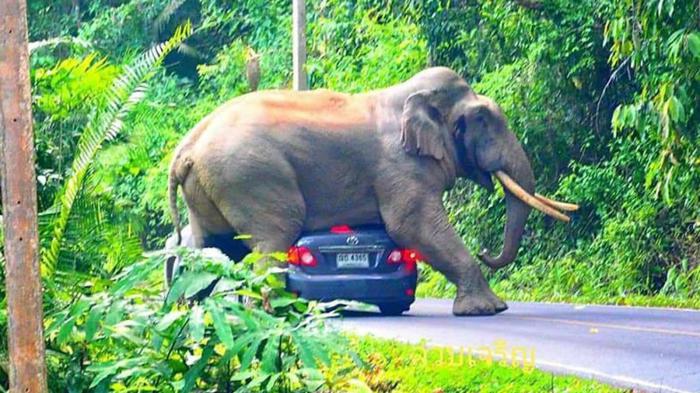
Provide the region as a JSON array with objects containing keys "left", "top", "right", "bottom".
[{"left": 168, "top": 67, "right": 577, "bottom": 316}]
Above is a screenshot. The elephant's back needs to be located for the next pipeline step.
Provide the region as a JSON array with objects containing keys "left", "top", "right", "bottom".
[{"left": 202, "top": 89, "right": 376, "bottom": 134}]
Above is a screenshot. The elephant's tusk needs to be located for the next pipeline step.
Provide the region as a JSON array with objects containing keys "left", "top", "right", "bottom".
[
  {"left": 494, "top": 171, "right": 571, "bottom": 222},
  {"left": 535, "top": 193, "right": 580, "bottom": 211}
]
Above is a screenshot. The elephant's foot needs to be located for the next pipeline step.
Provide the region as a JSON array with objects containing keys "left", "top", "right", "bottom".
[{"left": 452, "top": 288, "right": 507, "bottom": 316}]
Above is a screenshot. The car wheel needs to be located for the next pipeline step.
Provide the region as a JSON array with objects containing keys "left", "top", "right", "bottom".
[{"left": 378, "top": 302, "right": 411, "bottom": 316}]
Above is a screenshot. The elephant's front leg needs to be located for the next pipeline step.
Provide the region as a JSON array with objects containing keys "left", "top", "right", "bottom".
[{"left": 381, "top": 195, "right": 507, "bottom": 316}]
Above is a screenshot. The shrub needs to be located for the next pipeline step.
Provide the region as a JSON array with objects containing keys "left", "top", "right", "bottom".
[{"left": 44, "top": 249, "right": 347, "bottom": 392}]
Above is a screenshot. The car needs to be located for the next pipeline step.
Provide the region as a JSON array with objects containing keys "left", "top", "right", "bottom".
[
  {"left": 285, "top": 224, "right": 419, "bottom": 315},
  {"left": 164, "top": 224, "right": 419, "bottom": 315}
]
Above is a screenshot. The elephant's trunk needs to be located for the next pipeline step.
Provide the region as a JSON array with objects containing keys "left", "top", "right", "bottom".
[{"left": 478, "top": 143, "right": 535, "bottom": 270}]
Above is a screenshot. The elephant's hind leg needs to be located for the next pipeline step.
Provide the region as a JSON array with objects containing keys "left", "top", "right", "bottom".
[
  {"left": 197, "top": 147, "right": 306, "bottom": 269},
  {"left": 182, "top": 172, "right": 231, "bottom": 240},
  {"left": 182, "top": 179, "right": 288, "bottom": 265},
  {"left": 213, "top": 185, "right": 306, "bottom": 269}
]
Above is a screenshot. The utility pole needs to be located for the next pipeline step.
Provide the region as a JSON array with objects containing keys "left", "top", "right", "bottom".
[
  {"left": 292, "top": 0, "right": 307, "bottom": 90},
  {"left": 0, "top": 1, "right": 50, "bottom": 392}
]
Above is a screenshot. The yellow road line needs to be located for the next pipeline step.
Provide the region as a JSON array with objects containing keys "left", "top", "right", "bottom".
[{"left": 503, "top": 315, "right": 700, "bottom": 338}]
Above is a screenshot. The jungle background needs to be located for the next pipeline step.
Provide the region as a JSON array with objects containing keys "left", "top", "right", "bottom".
[{"left": 0, "top": 0, "right": 698, "bottom": 391}]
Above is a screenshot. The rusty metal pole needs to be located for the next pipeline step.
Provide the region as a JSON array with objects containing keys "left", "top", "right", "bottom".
[
  {"left": 292, "top": 0, "right": 307, "bottom": 90},
  {"left": 0, "top": 0, "right": 50, "bottom": 392}
]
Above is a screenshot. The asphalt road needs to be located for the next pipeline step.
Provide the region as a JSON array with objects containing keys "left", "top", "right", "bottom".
[{"left": 336, "top": 299, "right": 700, "bottom": 393}]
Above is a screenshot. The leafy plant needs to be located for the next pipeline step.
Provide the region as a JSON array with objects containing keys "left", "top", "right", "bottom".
[
  {"left": 41, "top": 22, "right": 193, "bottom": 277},
  {"left": 44, "top": 248, "right": 346, "bottom": 392},
  {"left": 351, "top": 336, "right": 621, "bottom": 393}
]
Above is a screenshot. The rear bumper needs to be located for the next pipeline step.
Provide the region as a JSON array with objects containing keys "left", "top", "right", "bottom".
[{"left": 286, "top": 269, "right": 417, "bottom": 305}]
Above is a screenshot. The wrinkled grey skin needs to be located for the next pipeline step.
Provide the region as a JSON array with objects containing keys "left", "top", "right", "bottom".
[{"left": 168, "top": 67, "right": 535, "bottom": 316}]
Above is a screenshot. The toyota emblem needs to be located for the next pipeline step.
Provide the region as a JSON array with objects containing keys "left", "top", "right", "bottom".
[{"left": 346, "top": 235, "right": 360, "bottom": 245}]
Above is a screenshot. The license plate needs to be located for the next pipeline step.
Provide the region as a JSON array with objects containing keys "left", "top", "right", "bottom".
[{"left": 336, "top": 253, "right": 369, "bottom": 268}]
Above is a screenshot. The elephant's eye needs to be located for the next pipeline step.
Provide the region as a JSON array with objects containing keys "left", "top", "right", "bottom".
[
  {"left": 455, "top": 115, "right": 467, "bottom": 136},
  {"left": 426, "top": 105, "right": 442, "bottom": 121}
]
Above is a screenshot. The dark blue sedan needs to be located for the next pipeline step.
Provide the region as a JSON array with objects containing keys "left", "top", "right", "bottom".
[
  {"left": 165, "top": 224, "right": 419, "bottom": 315},
  {"left": 286, "top": 225, "right": 418, "bottom": 315}
]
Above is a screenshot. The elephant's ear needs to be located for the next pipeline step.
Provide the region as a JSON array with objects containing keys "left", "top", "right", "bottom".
[{"left": 400, "top": 90, "right": 451, "bottom": 161}]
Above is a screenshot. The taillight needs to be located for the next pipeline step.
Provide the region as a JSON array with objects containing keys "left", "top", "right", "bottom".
[
  {"left": 387, "top": 250, "right": 403, "bottom": 263},
  {"left": 402, "top": 249, "right": 422, "bottom": 264},
  {"left": 387, "top": 248, "right": 422, "bottom": 271},
  {"left": 287, "top": 246, "right": 317, "bottom": 267}
]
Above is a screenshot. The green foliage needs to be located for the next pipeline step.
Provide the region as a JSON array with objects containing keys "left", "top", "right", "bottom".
[
  {"left": 43, "top": 249, "right": 346, "bottom": 392},
  {"left": 351, "top": 336, "right": 621, "bottom": 393},
  {"left": 33, "top": 55, "right": 116, "bottom": 122},
  {"left": 41, "top": 22, "right": 193, "bottom": 277},
  {"left": 31, "top": 55, "right": 119, "bottom": 208},
  {"left": 308, "top": 5, "right": 428, "bottom": 91},
  {"left": 405, "top": 0, "right": 700, "bottom": 305},
  {"left": 196, "top": 40, "right": 250, "bottom": 100},
  {"left": 605, "top": 0, "right": 700, "bottom": 201}
]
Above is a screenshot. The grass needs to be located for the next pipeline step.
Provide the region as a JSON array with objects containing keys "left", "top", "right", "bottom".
[
  {"left": 417, "top": 264, "right": 700, "bottom": 310},
  {"left": 491, "top": 288, "right": 700, "bottom": 310},
  {"left": 348, "top": 336, "right": 622, "bottom": 393}
]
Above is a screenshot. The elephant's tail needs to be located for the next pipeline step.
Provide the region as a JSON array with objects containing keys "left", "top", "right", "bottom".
[{"left": 168, "top": 150, "right": 193, "bottom": 245}]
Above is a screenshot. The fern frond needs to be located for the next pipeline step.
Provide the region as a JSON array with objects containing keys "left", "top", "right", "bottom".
[
  {"left": 41, "top": 22, "right": 193, "bottom": 278},
  {"left": 29, "top": 37, "right": 92, "bottom": 54},
  {"left": 154, "top": 0, "right": 188, "bottom": 35},
  {"left": 177, "top": 42, "right": 205, "bottom": 59}
]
